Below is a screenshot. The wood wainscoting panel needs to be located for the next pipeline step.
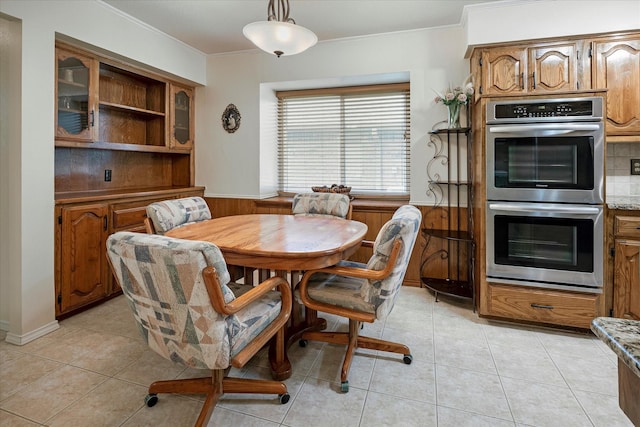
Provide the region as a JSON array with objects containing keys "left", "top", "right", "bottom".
[{"left": 205, "top": 197, "right": 467, "bottom": 288}]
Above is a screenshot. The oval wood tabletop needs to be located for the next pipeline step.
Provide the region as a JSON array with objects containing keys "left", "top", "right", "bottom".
[{"left": 165, "top": 214, "right": 368, "bottom": 270}]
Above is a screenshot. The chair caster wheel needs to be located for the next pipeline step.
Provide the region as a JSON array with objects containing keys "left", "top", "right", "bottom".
[
  {"left": 299, "top": 339, "right": 307, "bottom": 347},
  {"left": 403, "top": 354, "right": 413, "bottom": 364},
  {"left": 340, "top": 381, "right": 349, "bottom": 393},
  {"left": 144, "top": 394, "right": 158, "bottom": 407},
  {"left": 279, "top": 393, "right": 290, "bottom": 404}
]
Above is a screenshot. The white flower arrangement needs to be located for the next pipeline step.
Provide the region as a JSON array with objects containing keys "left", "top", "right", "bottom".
[{"left": 433, "top": 76, "right": 474, "bottom": 107}]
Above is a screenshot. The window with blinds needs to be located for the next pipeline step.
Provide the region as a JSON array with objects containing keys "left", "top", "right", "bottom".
[{"left": 276, "top": 83, "right": 410, "bottom": 196}]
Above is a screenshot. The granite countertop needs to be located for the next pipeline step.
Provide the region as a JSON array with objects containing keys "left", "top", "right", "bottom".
[
  {"left": 607, "top": 196, "right": 640, "bottom": 210},
  {"left": 591, "top": 317, "right": 640, "bottom": 377}
]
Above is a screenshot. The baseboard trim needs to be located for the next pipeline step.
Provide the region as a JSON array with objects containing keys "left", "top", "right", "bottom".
[{"left": 4, "top": 320, "right": 60, "bottom": 345}]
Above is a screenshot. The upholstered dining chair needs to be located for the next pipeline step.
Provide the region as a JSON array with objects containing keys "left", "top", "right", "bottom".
[
  {"left": 291, "top": 192, "right": 352, "bottom": 220},
  {"left": 296, "top": 205, "right": 422, "bottom": 393},
  {"left": 106, "top": 231, "right": 292, "bottom": 427},
  {"left": 144, "top": 196, "right": 245, "bottom": 282},
  {"left": 144, "top": 196, "right": 211, "bottom": 235},
  {"left": 288, "top": 192, "right": 353, "bottom": 284}
]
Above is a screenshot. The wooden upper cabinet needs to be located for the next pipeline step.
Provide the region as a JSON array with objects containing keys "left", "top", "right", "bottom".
[
  {"left": 528, "top": 43, "right": 578, "bottom": 93},
  {"left": 98, "top": 63, "right": 167, "bottom": 147},
  {"left": 56, "top": 48, "right": 98, "bottom": 142},
  {"left": 170, "top": 84, "right": 194, "bottom": 150},
  {"left": 481, "top": 47, "right": 527, "bottom": 95},
  {"left": 593, "top": 34, "right": 640, "bottom": 136},
  {"left": 477, "top": 43, "right": 583, "bottom": 96}
]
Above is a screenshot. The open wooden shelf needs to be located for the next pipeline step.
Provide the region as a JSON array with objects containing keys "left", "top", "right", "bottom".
[{"left": 99, "top": 101, "right": 165, "bottom": 117}]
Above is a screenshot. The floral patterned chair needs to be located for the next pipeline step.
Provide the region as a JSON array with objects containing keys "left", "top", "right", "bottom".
[
  {"left": 106, "top": 231, "right": 292, "bottom": 426},
  {"left": 291, "top": 192, "right": 352, "bottom": 219},
  {"left": 296, "top": 205, "right": 422, "bottom": 393}
]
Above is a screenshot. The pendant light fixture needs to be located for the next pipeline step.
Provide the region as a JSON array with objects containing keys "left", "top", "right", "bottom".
[{"left": 243, "top": 0, "right": 317, "bottom": 58}]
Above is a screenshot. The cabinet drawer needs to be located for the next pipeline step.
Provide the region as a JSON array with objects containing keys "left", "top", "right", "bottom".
[
  {"left": 112, "top": 206, "right": 147, "bottom": 230},
  {"left": 615, "top": 216, "right": 640, "bottom": 238},
  {"left": 482, "top": 282, "right": 599, "bottom": 328}
]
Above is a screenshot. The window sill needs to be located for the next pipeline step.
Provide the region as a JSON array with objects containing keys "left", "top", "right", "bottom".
[{"left": 255, "top": 196, "right": 407, "bottom": 213}]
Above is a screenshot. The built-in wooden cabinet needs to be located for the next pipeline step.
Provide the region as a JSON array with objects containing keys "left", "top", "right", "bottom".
[
  {"left": 54, "top": 42, "right": 201, "bottom": 317},
  {"left": 58, "top": 203, "right": 109, "bottom": 314},
  {"left": 170, "top": 84, "right": 194, "bottom": 149},
  {"left": 529, "top": 43, "right": 581, "bottom": 93},
  {"left": 56, "top": 48, "right": 98, "bottom": 141},
  {"left": 478, "top": 46, "right": 527, "bottom": 96},
  {"left": 612, "top": 215, "right": 640, "bottom": 320},
  {"left": 97, "top": 63, "right": 167, "bottom": 147},
  {"left": 592, "top": 34, "right": 640, "bottom": 138},
  {"left": 55, "top": 42, "right": 195, "bottom": 152},
  {"left": 471, "top": 31, "right": 639, "bottom": 142},
  {"left": 480, "top": 282, "right": 600, "bottom": 329},
  {"left": 474, "top": 41, "right": 583, "bottom": 97},
  {"left": 55, "top": 188, "right": 204, "bottom": 317}
]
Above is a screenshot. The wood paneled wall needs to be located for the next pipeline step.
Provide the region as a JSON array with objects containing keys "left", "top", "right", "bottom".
[{"left": 205, "top": 197, "right": 469, "bottom": 288}]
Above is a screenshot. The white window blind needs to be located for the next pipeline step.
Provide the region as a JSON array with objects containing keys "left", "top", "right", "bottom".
[{"left": 277, "top": 84, "right": 410, "bottom": 196}]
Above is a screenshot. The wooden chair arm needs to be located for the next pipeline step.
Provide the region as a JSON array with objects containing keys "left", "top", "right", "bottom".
[
  {"left": 144, "top": 217, "right": 156, "bottom": 234},
  {"left": 360, "top": 239, "right": 374, "bottom": 248},
  {"left": 301, "top": 239, "right": 402, "bottom": 283},
  {"left": 203, "top": 269, "right": 292, "bottom": 318},
  {"left": 298, "top": 239, "right": 403, "bottom": 323}
]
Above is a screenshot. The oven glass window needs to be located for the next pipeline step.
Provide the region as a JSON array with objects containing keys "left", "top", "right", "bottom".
[
  {"left": 494, "top": 215, "right": 594, "bottom": 272},
  {"left": 494, "top": 136, "right": 594, "bottom": 189}
]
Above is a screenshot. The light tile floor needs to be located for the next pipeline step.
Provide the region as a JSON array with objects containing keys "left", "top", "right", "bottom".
[{"left": 0, "top": 287, "right": 634, "bottom": 427}]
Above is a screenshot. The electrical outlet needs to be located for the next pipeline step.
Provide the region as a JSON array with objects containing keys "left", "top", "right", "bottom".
[
  {"left": 632, "top": 160, "right": 640, "bottom": 176},
  {"left": 104, "top": 169, "right": 112, "bottom": 182}
]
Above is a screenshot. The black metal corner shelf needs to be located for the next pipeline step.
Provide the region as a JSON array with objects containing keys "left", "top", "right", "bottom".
[
  {"left": 421, "top": 118, "right": 475, "bottom": 309},
  {"left": 421, "top": 228, "right": 472, "bottom": 242},
  {"left": 421, "top": 277, "right": 474, "bottom": 300}
]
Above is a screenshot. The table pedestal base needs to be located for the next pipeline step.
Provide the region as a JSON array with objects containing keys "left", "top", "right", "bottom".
[{"left": 268, "top": 306, "right": 328, "bottom": 381}]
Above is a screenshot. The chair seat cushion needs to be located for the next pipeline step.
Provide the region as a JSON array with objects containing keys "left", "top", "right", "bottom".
[
  {"left": 300, "top": 271, "right": 376, "bottom": 314},
  {"left": 227, "top": 283, "right": 283, "bottom": 358}
]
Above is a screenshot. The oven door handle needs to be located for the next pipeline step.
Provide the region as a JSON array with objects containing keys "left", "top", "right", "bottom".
[
  {"left": 488, "top": 123, "right": 601, "bottom": 136},
  {"left": 488, "top": 203, "right": 601, "bottom": 215}
]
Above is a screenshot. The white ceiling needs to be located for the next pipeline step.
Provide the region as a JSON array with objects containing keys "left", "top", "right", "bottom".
[{"left": 102, "top": 0, "right": 503, "bottom": 55}]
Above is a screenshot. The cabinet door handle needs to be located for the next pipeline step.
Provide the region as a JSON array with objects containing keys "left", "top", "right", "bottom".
[
  {"left": 103, "top": 216, "right": 108, "bottom": 230},
  {"left": 521, "top": 73, "right": 524, "bottom": 90},
  {"left": 532, "top": 72, "right": 536, "bottom": 89},
  {"left": 531, "top": 303, "right": 554, "bottom": 310}
]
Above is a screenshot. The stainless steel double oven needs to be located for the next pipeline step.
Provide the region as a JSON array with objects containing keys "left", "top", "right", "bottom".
[{"left": 485, "top": 96, "right": 605, "bottom": 293}]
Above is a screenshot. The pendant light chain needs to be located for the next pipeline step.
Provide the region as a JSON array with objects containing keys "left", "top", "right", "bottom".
[{"left": 267, "top": 0, "right": 295, "bottom": 24}]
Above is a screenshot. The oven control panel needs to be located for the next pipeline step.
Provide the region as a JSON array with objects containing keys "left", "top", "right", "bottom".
[{"left": 487, "top": 97, "right": 604, "bottom": 123}]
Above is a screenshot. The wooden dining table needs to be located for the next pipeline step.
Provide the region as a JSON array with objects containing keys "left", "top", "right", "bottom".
[{"left": 165, "top": 214, "right": 368, "bottom": 380}]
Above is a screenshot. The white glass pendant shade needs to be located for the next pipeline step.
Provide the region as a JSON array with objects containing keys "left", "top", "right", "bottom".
[{"left": 243, "top": 20, "right": 317, "bottom": 57}]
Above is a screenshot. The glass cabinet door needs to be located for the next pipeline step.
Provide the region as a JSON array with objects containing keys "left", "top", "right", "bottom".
[
  {"left": 170, "top": 84, "right": 194, "bottom": 149},
  {"left": 56, "top": 48, "right": 96, "bottom": 141}
]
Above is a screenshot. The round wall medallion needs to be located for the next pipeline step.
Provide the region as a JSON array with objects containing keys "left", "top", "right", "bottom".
[{"left": 222, "top": 104, "right": 241, "bottom": 133}]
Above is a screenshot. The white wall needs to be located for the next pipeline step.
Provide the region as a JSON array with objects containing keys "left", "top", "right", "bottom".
[
  {"left": 198, "top": 26, "right": 471, "bottom": 204},
  {"left": 0, "top": 0, "right": 206, "bottom": 344},
  {"left": 464, "top": 0, "right": 640, "bottom": 49},
  {"left": 0, "top": 16, "right": 22, "bottom": 335}
]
